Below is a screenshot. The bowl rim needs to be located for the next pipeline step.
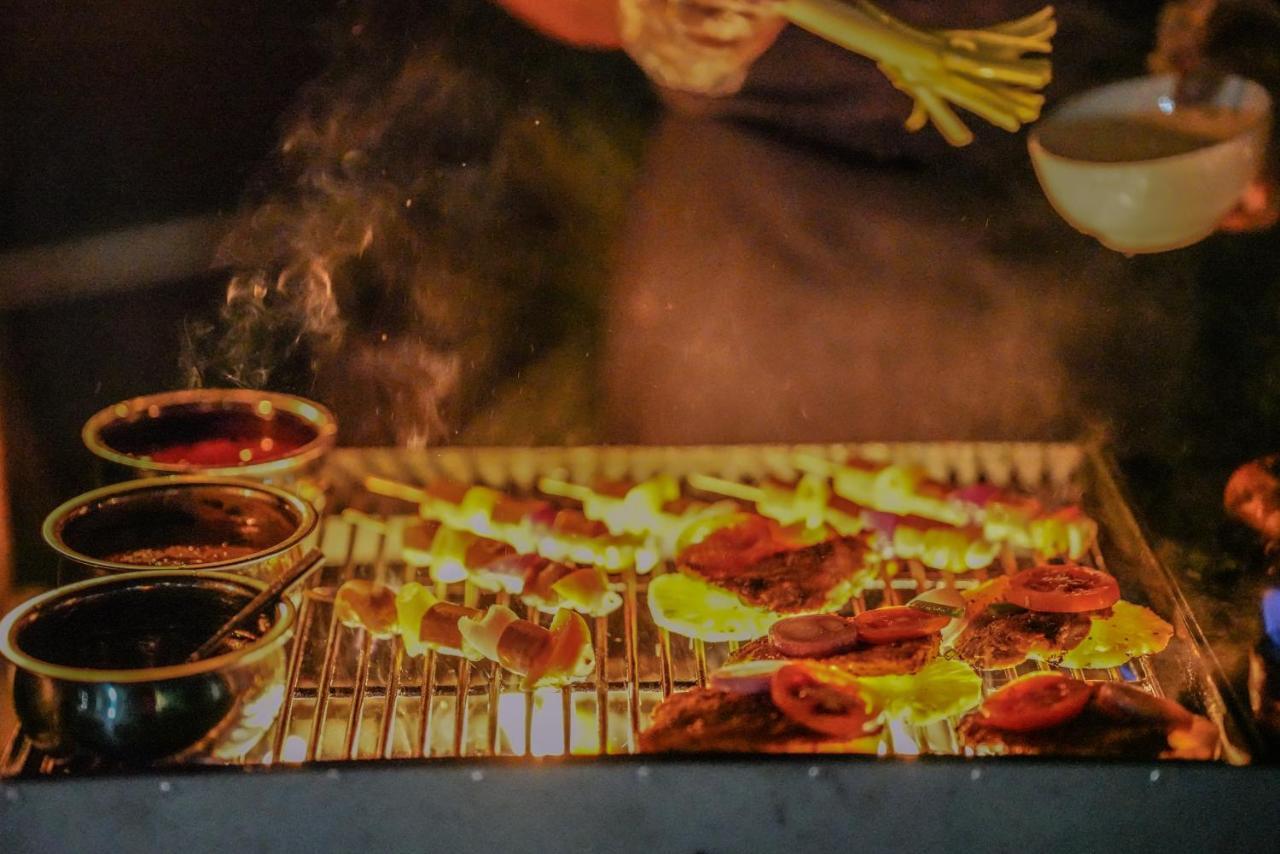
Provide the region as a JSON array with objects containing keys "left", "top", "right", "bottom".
[
  {"left": 0, "top": 569, "right": 296, "bottom": 683},
  {"left": 1028, "top": 73, "right": 1273, "bottom": 169},
  {"left": 81, "top": 388, "right": 337, "bottom": 478},
  {"left": 41, "top": 475, "right": 319, "bottom": 573}
]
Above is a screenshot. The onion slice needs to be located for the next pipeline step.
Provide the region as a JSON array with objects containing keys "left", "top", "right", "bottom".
[
  {"left": 709, "top": 660, "right": 786, "bottom": 695},
  {"left": 768, "top": 613, "right": 860, "bottom": 658}
]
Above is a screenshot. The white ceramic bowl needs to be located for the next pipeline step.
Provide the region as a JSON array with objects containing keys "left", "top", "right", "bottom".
[{"left": 1029, "top": 74, "right": 1271, "bottom": 254}]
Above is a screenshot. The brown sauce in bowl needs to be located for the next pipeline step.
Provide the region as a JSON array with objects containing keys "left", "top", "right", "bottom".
[
  {"left": 103, "top": 543, "right": 262, "bottom": 567},
  {"left": 15, "top": 580, "right": 273, "bottom": 669}
]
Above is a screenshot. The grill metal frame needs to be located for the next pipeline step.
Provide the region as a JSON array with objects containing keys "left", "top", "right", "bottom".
[{"left": 0, "top": 441, "right": 1258, "bottom": 775}]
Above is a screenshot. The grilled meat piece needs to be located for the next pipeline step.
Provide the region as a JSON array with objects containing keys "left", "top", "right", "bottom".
[
  {"left": 729, "top": 633, "right": 939, "bottom": 676},
  {"left": 957, "top": 707, "right": 1172, "bottom": 758},
  {"left": 953, "top": 607, "right": 1102, "bottom": 669},
  {"left": 958, "top": 684, "right": 1218, "bottom": 760},
  {"left": 682, "top": 535, "right": 871, "bottom": 614},
  {"left": 639, "top": 688, "right": 876, "bottom": 754}
]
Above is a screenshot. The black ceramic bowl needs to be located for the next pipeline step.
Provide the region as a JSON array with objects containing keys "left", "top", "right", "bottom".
[{"left": 0, "top": 570, "right": 294, "bottom": 764}]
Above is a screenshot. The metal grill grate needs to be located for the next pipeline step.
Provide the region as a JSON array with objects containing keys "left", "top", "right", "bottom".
[{"left": 0, "top": 442, "right": 1251, "bottom": 773}]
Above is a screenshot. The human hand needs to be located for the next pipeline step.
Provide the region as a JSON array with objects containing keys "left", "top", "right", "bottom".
[
  {"left": 616, "top": 0, "right": 787, "bottom": 96},
  {"left": 1219, "top": 173, "right": 1279, "bottom": 233}
]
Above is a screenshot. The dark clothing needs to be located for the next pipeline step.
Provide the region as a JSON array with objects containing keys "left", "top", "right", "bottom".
[{"left": 601, "top": 4, "right": 1195, "bottom": 444}]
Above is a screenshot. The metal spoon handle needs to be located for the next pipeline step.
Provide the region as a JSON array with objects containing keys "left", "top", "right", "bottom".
[{"left": 187, "top": 548, "right": 326, "bottom": 663}]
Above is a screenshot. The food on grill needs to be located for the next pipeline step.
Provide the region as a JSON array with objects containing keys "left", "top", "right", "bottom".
[
  {"left": 864, "top": 511, "right": 999, "bottom": 573},
  {"left": 648, "top": 516, "right": 877, "bottom": 641},
  {"left": 367, "top": 475, "right": 660, "bottom": 572},
  {"left": 770, "top": 662, "right": 878, "bottom": 738},
  {"left": 691, "top": 471, "right": 998, "bottom": 572},
  {"left": 102, "top": 543, "right": 260, "bottom": 566},
  {"left": 330, "top": 579, "right": 594, "bottom": 689},
  {"left": 729, "top": 610, "right": 941, "bottom": 677},
  {"left": 958, "top": 673, "right": 1219, "bottom": 760},
  {"left": 731, "top": 631, "right": 939, "bottom": 676},
  {"left": 641, "top": 654, "right": 982, "bottom": 752},
  {"left": 1053, "top": 601, "right": 1177, "bottom": 670},
  {"left": 686, "top": 473, "right": 861, "bottom": 535},
  {"left": 638, "top": 685, "right": 881, "bottom": 754},
  {"left": 796, "top": 455, "right": 1097, "bottom": 560},
  {"left": 954, "top": 605, "right": 1095, "bottom": 669},
  {"left": 335, "top": 579, "right": 400, "bottom": 638},
  {"left": 767, "top": 613, "right": 861, "bottom": 658},
  {"left": 952, "top": 571, "right": 1172, "bottom": 670},
  {"left": 683, "top": 527, "right": 870, "bottom": 613},
  {"left": 1005, "top": 563, "right": 1121, "bottom": 613},
  {"left": 1225, "top": 454, "right": 1280, "bottom": 543},
  {"left": 399, "top": 520, "right": 621, "bottom": 617},
  {"left": 853, "top": 605, "right": 950, "bottom": 644}
]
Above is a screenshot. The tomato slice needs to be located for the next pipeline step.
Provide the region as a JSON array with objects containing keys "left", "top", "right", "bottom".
[
  {"left": 680, "top": 514, "right": 798, "bottom": 578},
  {"left": 979, "top": 673, "right": 1094, "bottom": 732},
  {"left": 852, "top": 606, "right": 949, "bottom": 644},
  {"left": 770, "top": 663, "right": 876, "bottom": 739},
  {"left": 1006, "top": 564, "right": 1120, "bottom": 613}
]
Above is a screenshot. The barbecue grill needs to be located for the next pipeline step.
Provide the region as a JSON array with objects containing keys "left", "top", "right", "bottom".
[
  {"left": 2, "top": 441, "right": 1263, "bottom": 791},
  {"left": 7, "top": 442, "right": 1280, "bottom": 854}
]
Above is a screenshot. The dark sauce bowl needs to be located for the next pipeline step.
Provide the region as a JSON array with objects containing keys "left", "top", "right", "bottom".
[
  {"left": 82, "top": 389, "right": 337, "bottom": 502},
  {"left": 44, "top": 477, "right": 318, "bottom": 583},
  {"left": 0, "top": 570, "right": 294, "bottom": 764}
]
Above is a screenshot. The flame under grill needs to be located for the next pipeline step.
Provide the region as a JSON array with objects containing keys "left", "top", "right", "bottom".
[{"left": 0, "top": 442, "right": 1250, "bottom": 773}]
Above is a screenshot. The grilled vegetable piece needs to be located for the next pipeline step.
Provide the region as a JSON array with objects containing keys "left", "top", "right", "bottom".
[
  {"left": 768, "top": 614, "right": 861, "bottom": 658},
  {"left": 399, "top": 519, "right": 621, "bottom": 617},
  {"left": 335, "top": 581, "right": 594, "bottom": 688},
  {"left": 366, "top": 476, "right": 660, "bottom": 572},
  {"left": 853, "top": 606, "right": 950, "bottom": 644},
  {"left": 647, "top": 572, "right": 781, "bottom": 642},
  {"left": 974, "top": 672, "right": 1094, "bottom": 732},
  {"left": 1005, "top": 564, "right": 1121, "bottom": 613},
  {"left": 771, "top": 662, "right": 878, "bottom": 739},
  {"left": 334, "top": 580, "right": 399, "bottom": 638}
]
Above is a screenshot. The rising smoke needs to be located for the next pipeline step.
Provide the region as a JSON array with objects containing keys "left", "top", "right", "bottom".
[{"left": 184, "top": 0, "right": 651, "bottom": 445}]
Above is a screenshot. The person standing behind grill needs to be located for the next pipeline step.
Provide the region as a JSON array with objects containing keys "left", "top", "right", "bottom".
[{"left": 495, "top": 0, "right": 1280, "bottom": 452}]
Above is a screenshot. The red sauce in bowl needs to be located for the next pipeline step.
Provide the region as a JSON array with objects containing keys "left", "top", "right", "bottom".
[
  {"left": 99, "top": 406, "right": 318, "bottom": 469},
  {"left": 149, "top": 437, "right": 294, "bottom": 467}
]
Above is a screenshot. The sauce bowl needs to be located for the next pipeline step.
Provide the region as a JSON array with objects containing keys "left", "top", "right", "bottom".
[
  {"left": 1028, "top": 74, "right": 1271, "bottom": 254},
  {"left": 0, "top": 570, "right": 294, "bottom": 764},
  {"left": 82, "top": 388, "right": 337, "bottom": 503},
  {"left": 43, "top": 477, "right": 318, "bottom": 583}
]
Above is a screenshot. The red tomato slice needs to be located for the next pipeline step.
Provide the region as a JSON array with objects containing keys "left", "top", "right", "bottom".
[
  {"left": 681, "top": 515, "right": 797, "bottom": 578},
  {"left": 979, "top": 673, "right": 1095, "bottom": 732},
  {"left": 770, "top": 663, "right": 876, "bottom": 739},
  {"left": 852, "top": 606, "right": 949, "bottom": 644},
  {"left": 1006, "top": 564, "right": 1120, "bottom": 613}
]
